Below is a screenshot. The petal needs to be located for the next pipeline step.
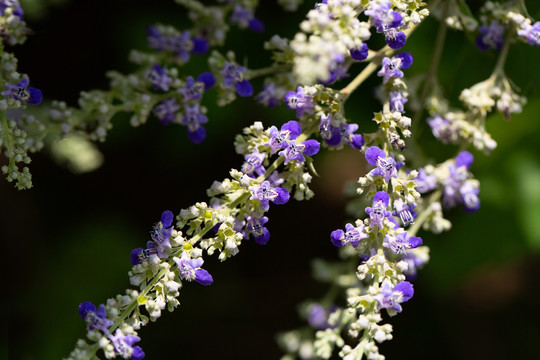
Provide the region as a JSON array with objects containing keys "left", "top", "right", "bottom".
[
  {"left": 248, "top": 18, "right": 264, "bottom": 32},
  {"left": 302, "top": 139, "right": 320, "bottom": 156},
  {"left": 455, "top": 151, "right": 474, "bottom": 169},
  {"left": 273, "top": 187, "right": 290, "bottom": 205},
  {"left": 349, "top": 134, "right": 365, "bottom": 150},
  {"left": 386, "top": 31, "right": 407, "bottom": 50},
  {"left": 350, "top": 43, "right": 369, "bottom": 61},
  {"left": 407, "top": 236, "right": 423, "bottom": 249},
  {"left": 195, "top": 269, "right": 213, "bottom": 285},
  {"left": 130, "top": 248, "right": 143, "bottom": 265},
  {"left": 373, "top": 191, "right": 390, "bottom": 207},
  {"left": 191, "top": 38, "right": 209, "bottom": 54},
  {"left": 160, "top": 210, "right": 174, "bottom": 227},
  {"left": 394, "top": 281, "right": 414, "bottom": 302},
  {"left": 365, "top": 146, "right": 385, "bottom": 166},
  {"left": 254, "top": 227, "right": 270, "bottom": 245},
  {"left": 26, "top": 87, "right": 43, "bottom": 105},
  {"left": 235, "top": 79, "right": 253, "bottom": 97},
  {"left": 281, "top": 120, "right": 302, "bottom": 140},
  {"left": 197, "top": 72, "right": 216, "bottom": 90},
  {"left": 132, "top": 346, "right": 146, "bottom": 360},
  {"left": 395, "top": 52, "right": 413, "bottom": 69},
  {"left": 330, "top": 229, "right": 345, "bottom": 247},
  {"left": 78, "top": 301, "right": 96, "bottom": 318},
  {"left": 187, "top": 126, "right": 206, "bottom": 144}
]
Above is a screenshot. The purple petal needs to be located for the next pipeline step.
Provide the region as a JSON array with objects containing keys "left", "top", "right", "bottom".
[
  {"left": 26, "top": 87, "right": 43, "bottom": 105},
  {"left": 191, "top": 38, "right": 209, "bottom": 55},
  {"left": 273, "top": 187, "right": 290, "bottom": 205},
  {"left": 132, "top": 346, "right": 146, "bottom": 360},
  {"left": 195, "top": 268, "right": 213, "bottom": 285},
  {"left": 197, "top": 72, "right": 216, "bottom": 90},
  {"left": 350, "top": 43, "right": 369, "bottom": 61},
  {"left": 407, "top": 236, "right": 422, "bottom": 248},
  {"left": 281, "top": 120, "right": 302, "bottom": 140},
  {"left": 160, "top": 210, "right": 174, "bottom": 227},
  {"left": 330, "top": 229, "right": 345, "bottom": 247},
  {"left": 130, "top": 248, "right": 143, "bottom": 265},
  {"left": 455, "top": 151, "right": 474, "bottom": 169},
  {"left": 78, "top": 301, "right": 96, "bottom": 319},
  {"left": 235, "top": 79, "right": 253, "bottom": 97},
  {"left": 17, "top": 78, "right": 29, "bottom": 88},
  {"left": 373, "top": 191, "right": 390, "bottom": 207},
  {"left": 394, "top": 281, "right": 414, "bottom": 302},
  {"left": 187, "top": 126, "right": 206, "bottom": 144},
  {"left": 302, "top": 139, "right": 320, "bottom": 156},
  {"left": 248, "top": 18, "right": 264, "bottom": 32},
  {"left": 254, "top": 227, "right": 270, "bottom": 245},
  {"left": 324, "top": 132, "right": 342, "bottom": 146},
  {"left": 386, "top": 31, "right": 407, "bottom": 50},
  {"left": 395, "top": 52, "right": 413, "bottom": 69},
  {"left": 349, "top": 134, "right": 365, "bottom": 150},
  {"left": 365, "top": 146, "right": 385, "bottom": 166}
]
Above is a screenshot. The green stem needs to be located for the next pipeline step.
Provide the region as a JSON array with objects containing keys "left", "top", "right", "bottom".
[
  {"left": 246, "top": 64, "right": 293, "bottom": 80},
  {"left": 491, "top": 30, "right": 513, "bottom": 80}
]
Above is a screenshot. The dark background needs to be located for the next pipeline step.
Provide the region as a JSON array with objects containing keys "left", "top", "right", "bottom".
[{"left": 4, "top": 0, "right": 540, "bottom": 359}]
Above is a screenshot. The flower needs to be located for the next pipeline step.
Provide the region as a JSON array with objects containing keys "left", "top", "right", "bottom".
[
  {"left": 442, "top": 151, "right": 480, "bottom": 212},
  {"left": 365, "top": 0, "right": 406, "bottom": 49},
  {"left": 350, "top": 43, "right": 369, "bottom": 61},
  {"left": 476, "top": 21, "right": 505, "bottom": 51},
  {"left": 266, "top": 120, "right": 302, "bottom": 154},
  {"left": 178, "top": 73, "right": 214, "bottom": 102},
  {"left": 130, "top": 241, "right": 161, "bottom": 265},
  {"left": 151, "top": 210, "right": 174, "bottom": 257},
  {"left": 2, "top": 78, "right": 42, "bottom": 105},
  {"left": 256, "top": 82, "right": 281, "bottom": 108},
  {"left": 78, "top": 301, "right": 113, "bottom": 334},
  {"left": 242, "top": 147, "right": 266, "bottom": 176},
  {"left": 330, "top": 223, "right": 368, "bottom": 248},
  {"left": 365, "top": 146, "right": 398, "bottom": 182},
  {"left": 278, "top": 138, "right": 320, "bottom": 165},
  {"left": 244, "top": 214, "right": 270, "bottom": 245},
  {"left": 284, "top": 87, "right": 315, "bottom": 118},
  {"left": 377, "top": 52, "right": 412, "bottom": 83},
  {"left": 365, "top": 191, "right": 392, "bottom": 229},
  {"left": 383, "top": 231, "right": 422, "bottom": 254},
  {"left": 145, "top": 64, "right": 172, "bottom": 91},
  {"left": 248, "top": 180, "right": 290, "bottom": 210},
  {"left": 109, "top": 329, "right": 145, "bottom": 360},
  {"left": 517, "top": 21, "right": 540, "bottom": 46},
  {"left": 229, "top": 4, "right": 264, "bottom": 32},
  {"left": 173, "top": 252, "right": 213, "bottom": 286},
  {"left": 180, "top": 103, "right": 208, "bottom": 143},
  {"left": 153, "top": 98, "right": 179, "bottom": 125},
  {"left": 220, "top": 62, "right": 253, "bottom": 97},
  {"left": 374, "top": 281, "right": 414, "bottom": 313},
  {"left": 414, "top": 168, "right": 438, "bottom": 193},
  {"left": 392, "top": 198, "right": 416, "bottom": 226},
  {"left": 0, "top": 0, "right": 23, "bottom": 18},
  {"left": 389, "top": 90, "right": 407, "bottom": 113}
]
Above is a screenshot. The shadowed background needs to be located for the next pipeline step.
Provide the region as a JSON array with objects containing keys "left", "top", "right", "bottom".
[{"left": 4, "top": 0, "right": 540, "bottom": 359}]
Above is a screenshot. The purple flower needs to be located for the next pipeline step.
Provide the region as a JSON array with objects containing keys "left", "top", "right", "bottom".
[
  {"left": 244, "top": 214, "right": 270, "bottom": 245},
  {"left": 230, "top": 4, "right": 265, "bottom": 32},
  {"left": 392, "top": 199, "right": 416, "bottom": 226},
  {"left": 427, "top": 115, "right": 454, "bottom": 143},
  {"left": 178, "top": 77, "right": 204, "bottom": 102},
  {"left": 517, "top": 21, "right": 540, "bottom": 46},
  {"left": 389, "top": 90, "right": 408, "bottom": 113},
  {"left": 266, "top": 120, "right": 302, "bottom": 154},
  {"left": 242, "top": 147, "right": 266, "bottom": 176},
  {"left": 414, "top": 168, "right": 438, "bottom": 193},
  {"left": 383, "top": 232, "right": 422, "bottom": 254},
  {"left": 365, "top": 1, "right": 403, "bottom": 33},
  {"left": 476, "top": 21, "right": 505, "bottom": 51},
  {"left": 307, "top": 304, "right": 338, "bottom": 330},
  {"left": 284, "top": 87, "right": 315, "bottom": 118},
  {"left": 402, "top": 249, "right": 428, "bottom": 281},
  {"left": 130, "top": 241, "right": 162, "bottom": 265},
  {"left": 350, "top": 43, "right": 369, "bottom": 61},
  {"left": 78, "top": 301, "right": 113, "bottom": 334},
  {"left": 365, "top": 191, "right": 392, "bottom": 229},
  {"left": 256, "top": 82, "right": 281, "bottom": 108},
  {"left": 442, "top": 151, "right": 480, "bottom": 212},
  {"left": 0, "top": 0, "right": 23, "bottom": 18},
  {"left": 220, "top": 62, "right": 253, "bottom": 97},
  {"left": 174, "top": 30, "right": 195, "bottom": 62},
  {"left": 249, "top": 180, "right": 290, "bottom": 210},
  {"left": 278, "top": 138, "right": 320, "bottom": 165},
  {"left": 145, "top": 65, "right": 172, "bottom": 91},
  {"left": 151, "top": 210, "right": 174, "bottom": 257},
  {"left": 318, "top": 113, "right": 341, "bottom": 146},
  {"left": 153, "top": 98, "right": 179, "bottom": 125},
  {"left": 384, "top": 28, "right": 407, "bottom": 49},
  {"left": 330, "top": 223, "right": 368, "bottom": 248},
  {"left": 173, "top": 252, "right": 213, "bottom": 286},
  {"left": 365, "top": 146, "right": 398, "bottom": 182},
  {"left": 181, "top": 103, "right": 208, "bottom": 144},
  {"left": 2, "top": 78, "right": 42, "bottom": 105},
  {"left": 109, "top": 329, "right": 145, "bottom": 360},
  {"left": 339, "top": 123, "right": 365, "bottom": 150},
  {"left": 374, "top": 281, "right": 414, "bottom": 313}
]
